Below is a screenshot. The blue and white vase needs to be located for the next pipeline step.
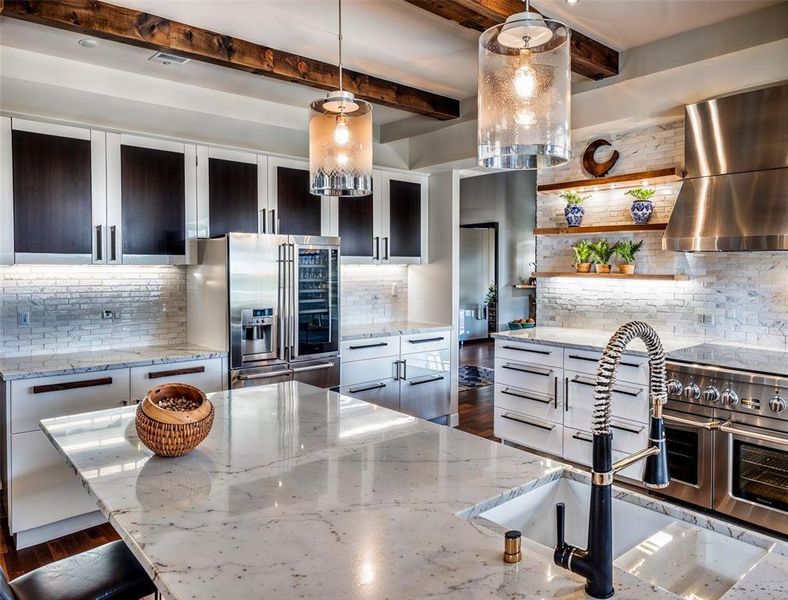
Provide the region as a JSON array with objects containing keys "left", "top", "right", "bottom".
[
  {"left": 564, "top": 205, "right": 585, "bottom": 227},
  {"left": 630, "top": 200, "right": 653, "bottom": 224}
]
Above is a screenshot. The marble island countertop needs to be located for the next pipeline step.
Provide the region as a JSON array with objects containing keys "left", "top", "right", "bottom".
[
  {"left": 0, "top": 344, "right": 227, "bottom": 381},
  {"left": 41, "top": 383, "right": 787, "bottom": 600},
  {"left": 341, "top": 320, "right": 452, "bottom": 341}
]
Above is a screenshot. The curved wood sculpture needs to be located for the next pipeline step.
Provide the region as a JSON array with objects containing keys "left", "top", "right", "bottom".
[{"left": 582, "top": 139, "right": 620, "bottom": 178}]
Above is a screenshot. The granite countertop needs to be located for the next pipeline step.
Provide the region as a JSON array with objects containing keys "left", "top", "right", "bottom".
[
  {"left": 341, "top": 320, "right": 452, "bottom": 341},
  {"left": 0, "top": 344, "right": 227, "bottom": 381},
  {"left": 493, "top": 326, "right": 706, "bottom": 356},
  {"left": 41, "top": 382, "right": 787, "bottom": 600}
]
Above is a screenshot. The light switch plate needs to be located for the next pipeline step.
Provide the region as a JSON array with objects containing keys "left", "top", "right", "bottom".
[{"left": 17, "top": 310, "right": 30, "bottom": 327}]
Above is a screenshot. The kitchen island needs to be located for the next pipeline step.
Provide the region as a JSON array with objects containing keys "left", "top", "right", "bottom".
[{"left": 41, "top": 383, "right": 786, "bottom": 599}]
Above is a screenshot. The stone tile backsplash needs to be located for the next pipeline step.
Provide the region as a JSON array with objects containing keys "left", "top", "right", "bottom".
[
  {"left": 340, "top": 265, "right": 409, "bottom": 326},
  {"left": 0, "top": 265, "right": 186, "bottom": 357},
  {"left": 536, "top": 118, "right": 788, "bottom": 350}
]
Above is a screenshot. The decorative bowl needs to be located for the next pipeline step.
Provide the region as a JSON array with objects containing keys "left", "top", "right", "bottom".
[
  {"left": 522, "top": 322, "right": 536, "bottom": 329},
  {"left": 508, "top": 322, "right": 523, "bottom": 330},
  {"left": 136, "top": 383, "right": 214, "bottom": 457}
]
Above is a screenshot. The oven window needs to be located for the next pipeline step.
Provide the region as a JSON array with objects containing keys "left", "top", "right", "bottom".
[
  {"left": 731, "top": 441, "right": 788, "bottom": 513},
  {"left": 665, "top": 426, "right": 699, "bottom": 486}
]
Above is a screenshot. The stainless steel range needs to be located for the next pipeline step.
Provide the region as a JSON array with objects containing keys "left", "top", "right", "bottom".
[{"left": 659, "top": 343, "right": 787, "bottom": 535}]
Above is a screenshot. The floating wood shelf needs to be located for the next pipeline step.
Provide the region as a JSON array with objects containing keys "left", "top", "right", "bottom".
[
  {"left": 537, "top": 167, "right": 681, "bottom": 193},
  {"left": 534, "top": 223, "right": 668, "bottom": 235},
  {"left": 532, "top": 272, "right": 689, "bottom": 281},
  {"left": 513, "top": 284, "right": 537, "bottom": 289}
]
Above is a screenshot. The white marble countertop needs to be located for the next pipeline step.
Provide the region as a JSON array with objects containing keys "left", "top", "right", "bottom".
[
  {"left": 0, "top": 344, "right": 227, "bottom": 381},
  {"left": 493, "top": 326, "right": 706, "bottom": 355},
  {"left": 41, "top": 383, "right": 787, "bottom": 600},
  {"left": 341, "top": 320, "right": 452, "bottom": 341}
]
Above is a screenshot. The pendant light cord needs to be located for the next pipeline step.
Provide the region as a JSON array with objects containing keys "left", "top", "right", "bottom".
[{"left": 337, "top": 0, "right": 344, "bottom": 93}]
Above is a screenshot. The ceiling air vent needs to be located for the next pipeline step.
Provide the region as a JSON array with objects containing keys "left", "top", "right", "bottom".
[{"left": 148, "top": 52, "right": 190, "bottom": 66}]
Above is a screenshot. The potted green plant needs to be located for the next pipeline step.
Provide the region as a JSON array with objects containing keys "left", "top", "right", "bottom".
[
  {"left": 484, "top": 283, "right": 497, "bottom": 305},
  {"left": 571, "top": 239, "right": 594, "bottom": 273},
  {"left": 625, "top": 187, "right": 656, "bottom": 224},
  {"left": 560, "top": 191, "right": 589, "bottom": 227},
  {"left": 613, "top": 239, "right": 644, "bottom": 274},
  {"left": 590, "top": 239, "right": 616, "bottom": 273}
]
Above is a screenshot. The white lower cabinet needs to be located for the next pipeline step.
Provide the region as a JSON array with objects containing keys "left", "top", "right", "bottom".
[
  {"left": 495, "top": 407, "right": 563, "bottom": 455},
  {"left": 563, "top": 427, "right": 644, "bottom": 480},
  {"left": 130, "top": 358, "right": 224, "bottom": 400}
]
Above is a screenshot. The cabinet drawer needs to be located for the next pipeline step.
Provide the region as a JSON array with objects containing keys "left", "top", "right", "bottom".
[
  {"left": 340, "top": 336, "right": 400, "bottom": 362},
  {"left": 130, "top": 359, "right": 223, "bottom": 400},
  {"left": 565, "top": 371, "right": 649, "bottom": 427},
  {"left": 494, "top": 384, "right": 561, "bottom": 425},
  {"left": 339, "top": 378, "right": 400, "bottom": 412},
  {"left": 10, "top": 430, "right": 98, "bottom": 534},
  {"left": 401, "top": 331, "right": 451, "bottom": 355},
  {"left": 495, "top": 358, "right": 560, "bottom": 398},
  {"left": 496, "top": 340, "right": 562, "bottom": 368},
  {"left": 494, "top": 407, "right": 563, "bottom": 456},
  {"left": 341, "top": 357, "right": 398, "bottom": 387},
  {"left": 564, "top": 348, "right": 648, "bottom": 386},
  {"left": 400, "top": 371, "right": 450, "bottom": 421},
  {"left": 562, "top": 428, "right": 644, "bottom": 480},
  {"left": 11, "top": 370, "right": 131, "bottom": 434}
]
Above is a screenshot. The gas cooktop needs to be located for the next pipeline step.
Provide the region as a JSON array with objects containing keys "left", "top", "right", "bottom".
[{"left": 668, "top": 343, "right": 788, "bottom": 378}]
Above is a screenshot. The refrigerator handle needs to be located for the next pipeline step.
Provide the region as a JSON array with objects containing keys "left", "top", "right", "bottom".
[
  {"left": 289, "top": 243, "right": 297, "bottom": 359},
  {"left": 278, "top": 243, "right": 287, "bottom": 362}
]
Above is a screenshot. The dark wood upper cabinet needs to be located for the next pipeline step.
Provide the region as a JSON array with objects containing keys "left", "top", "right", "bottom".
[
  {"left": 277, "top": 166, "right": 321, "bottom": 236},
  {"left": 209, "top": 158, "right": 258, "bottom": 237},
  {"left": 388, "top": 179, "right": 421, "bottom": 258},
  {"left": 338, "top": 193, "right": 374, "bottom": 257},
  {"left": 12, "top": 130, "right": 92, "bottom": 255},
  {"left": 121, "top": 145, "right": 185, "bottom": 256}
]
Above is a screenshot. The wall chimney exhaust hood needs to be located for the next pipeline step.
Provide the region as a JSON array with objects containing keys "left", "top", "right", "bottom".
[{"left": 663, "top": 83, "right": 788, "bottom": 252}]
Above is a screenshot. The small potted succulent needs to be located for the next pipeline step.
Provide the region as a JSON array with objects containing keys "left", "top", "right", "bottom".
[
  {"left": 613, "top": 239, "right": 644, "bottom": 275},
  {"left": 572, "top": 239, "right": 594, "bottom": 273},
  {"left": 560, "top": 191, "right": 589, "bottom": 227},
  {"left": 625, "top": 187, "right": 656, "bottom": 224},
  {"left": 590, "top": 239, "right": 616, "bottom": 274}
]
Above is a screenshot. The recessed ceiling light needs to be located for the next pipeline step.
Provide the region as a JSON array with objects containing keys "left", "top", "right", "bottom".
[
  {"left": 78, "top": 39, "right": 98, "bottom": 48},
  {"left": 148, "top": 51, "right": 190, "bottom": 66},
  {"left": 566, "top": 0, "right": 580, "bottom": 5}
]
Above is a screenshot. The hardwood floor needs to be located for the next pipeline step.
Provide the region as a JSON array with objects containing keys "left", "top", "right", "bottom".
[{"left": 456, "top": 339, "right": 497, "bottom": 442}]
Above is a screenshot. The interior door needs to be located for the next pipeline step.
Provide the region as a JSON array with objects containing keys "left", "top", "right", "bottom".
[{"left": 459, "top": 227, "right": 493, "bottom": 341}]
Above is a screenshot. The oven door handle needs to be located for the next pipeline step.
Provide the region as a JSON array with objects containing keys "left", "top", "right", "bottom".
[
  {"left": 718, "top": 421, "right": 788, "bottom": 447},
  {"left": 663, "top": 414, "right": 721, "bottom": 430}
]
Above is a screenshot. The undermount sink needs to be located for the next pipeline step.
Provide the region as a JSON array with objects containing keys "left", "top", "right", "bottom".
[{"left": 478, "top": 477, "right": 768, "bottom": 600}]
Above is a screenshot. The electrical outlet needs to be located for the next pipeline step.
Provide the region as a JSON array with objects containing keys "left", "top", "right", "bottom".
[
  {"left": 102, "top": 310, "right": 114, "bottom": 320},
  {"left": 17, "top": 310, "right": 30, "bottom": 327},
  {"left": 697, "top": 314, "right": 714, "bottom": 325}
]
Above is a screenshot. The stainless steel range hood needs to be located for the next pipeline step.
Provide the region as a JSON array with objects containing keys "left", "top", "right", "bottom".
[{"left": 663, "top": 83, "right": 788, "bottom": 252}]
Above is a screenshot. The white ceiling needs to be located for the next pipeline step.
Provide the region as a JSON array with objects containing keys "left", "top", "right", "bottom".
[{"left": 0, "top": 0, "right": 779, "bottom": 126}]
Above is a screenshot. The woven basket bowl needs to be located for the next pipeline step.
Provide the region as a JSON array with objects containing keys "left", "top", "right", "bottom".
[{"left": 135, "top": 383, "right": 214, "bottom": 457}]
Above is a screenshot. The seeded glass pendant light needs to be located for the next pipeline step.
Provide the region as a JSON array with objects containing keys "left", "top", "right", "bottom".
[
  {"left": 477, "top": 0, "right": 571, "bottom": 169},
  {"left": 309, "top": 0, "right": 373, "bottom": 196}
]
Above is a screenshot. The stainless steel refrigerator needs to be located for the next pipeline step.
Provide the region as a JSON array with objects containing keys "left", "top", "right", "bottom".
[
  {"left": 459, "top": 226, "right": 495, "bottom": 341},
  {"left": 187, "top": 233, "right": 340, "bottom": 388}
]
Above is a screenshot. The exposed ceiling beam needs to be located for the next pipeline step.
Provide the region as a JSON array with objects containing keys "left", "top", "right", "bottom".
[
  {"left": 0, "top": 0, "right": 461, "bottom": 120},
  {"left": 404, "top": 0, "right": 619, "bottom": 80}
]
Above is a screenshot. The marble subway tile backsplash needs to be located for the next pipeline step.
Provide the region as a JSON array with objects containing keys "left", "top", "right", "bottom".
[
  {"left": 0, "top": 265, "right": 186, "bottom": 357},
  {"left": 341, "top": 264, "right": 408, "bottom": 326}
]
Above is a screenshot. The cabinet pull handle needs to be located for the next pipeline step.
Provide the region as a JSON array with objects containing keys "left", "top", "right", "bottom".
[
  {"left": 501, "top": 413, "right": 555, "bottom": 431},
  {"left": 348, "top": 382, "right": 387, "bottom": 394},
  {"left": 621, "top": 361, "right": 641, "bottom": 369},
  {"left": 383, "top": 236, "right": 389, "bottom": 260},
  {"left": 401, "top": 359, "right": 407, "bottom": 380},
  {"left": 270, "top": 209, "right": 277, "bottom": 234},
  {"left": 408, "top": 337, "right": 445, "bottom": 344},
  {"left": 109, "top": 225, "right": 117, "bottom": 262},
  {"left": 553, "top": 376, "right": 558, "bottom": 409},
  {"left": 148, "top": 366, "right": 205, "bottom": 379},
  {"left": 95, "top": 225, "right": 103, "bottom": 261},
  {"left": 260, "top": 208, "right": 267, "bottom": 233},
  {"left": 568, "top": 353, "right": 640, "bottom": 369},
  {"left": 373, "top": 236, "right": 380, "bottom": 260},
  {"left": 610, "top": 422, "right": 645, "bottom": 435},
  {"left": 501, "top": 388, "right": 552, "bottom": 404},
  {"left": 408, "top": 375, "right": 445, "bottom": 386},
  {"left": 564, "top": 376, "right": 569, "bottom": 411},
  {"left": 348, "top": 342, "right": 388, "bottom": 350},
  {"left": 33, "top": 377, "right": 113, "bottom": 394},
  {"left": 502, "top": 363, "right": 553, "bottom": 377},
  {"left": 504, "top": 345, "right": 551, "bottom": 355},
  {"left": 570, "top": 376, "right": 641, "bottom": 397},
  {"left": 572, "top": 432, "right": 594, "bottom": 443}
]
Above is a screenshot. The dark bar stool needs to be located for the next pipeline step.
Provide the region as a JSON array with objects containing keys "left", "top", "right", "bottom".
[{"left": 1, "top": 540, "right": 158, "bottom": 600}]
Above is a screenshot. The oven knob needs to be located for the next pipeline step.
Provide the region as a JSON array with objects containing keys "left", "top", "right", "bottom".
[
  {"left": 702, "top": 386, "right": 720, "bottom": 403},
  {"left": 667, "top": 379, "right": 683, "bottom": 397},
  {"left": 769, "top": 394, "right": 786, "bottom": 414},
  {"left": 684, "top": 383, "right": 701, "bottom": 400},
  {"left": 720, "top": 388, "right": 739, "bottom": 407}
]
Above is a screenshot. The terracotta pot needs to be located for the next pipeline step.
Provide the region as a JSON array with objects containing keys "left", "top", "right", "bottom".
[
  {"left": 595, "top": 264, "right": 612, "bottom": 274},
  {"left": 619, "top": 263, "right": 635, "bottom": 275},
  {"left": 575, "top": 262, "right": 592, "bottom": 273}
]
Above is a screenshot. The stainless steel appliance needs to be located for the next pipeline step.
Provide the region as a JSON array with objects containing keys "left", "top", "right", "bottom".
[
  {"left": 459, "top": 225, "right": 495, "bottom": 341},
  {"left": 662, "top": 343, "right": 788, "bottom": 535},
  {"left": 187, "top": 233, "right": 340, "bottom": 388},
  {"left": 663, "top": 82, "right": 788, "bottom": 252}
]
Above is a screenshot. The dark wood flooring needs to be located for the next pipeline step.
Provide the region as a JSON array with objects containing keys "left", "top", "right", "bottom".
[{"left": 456, "top": 339, "right": 497, "bottom": 442}]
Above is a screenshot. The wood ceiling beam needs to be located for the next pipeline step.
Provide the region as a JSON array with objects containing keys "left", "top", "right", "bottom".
[
  {"left": 0, "top": 0, "right": 461, "bottom": 120},
  {"left": 405, "top": 0, "right": 619, "bottom": 80}
]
